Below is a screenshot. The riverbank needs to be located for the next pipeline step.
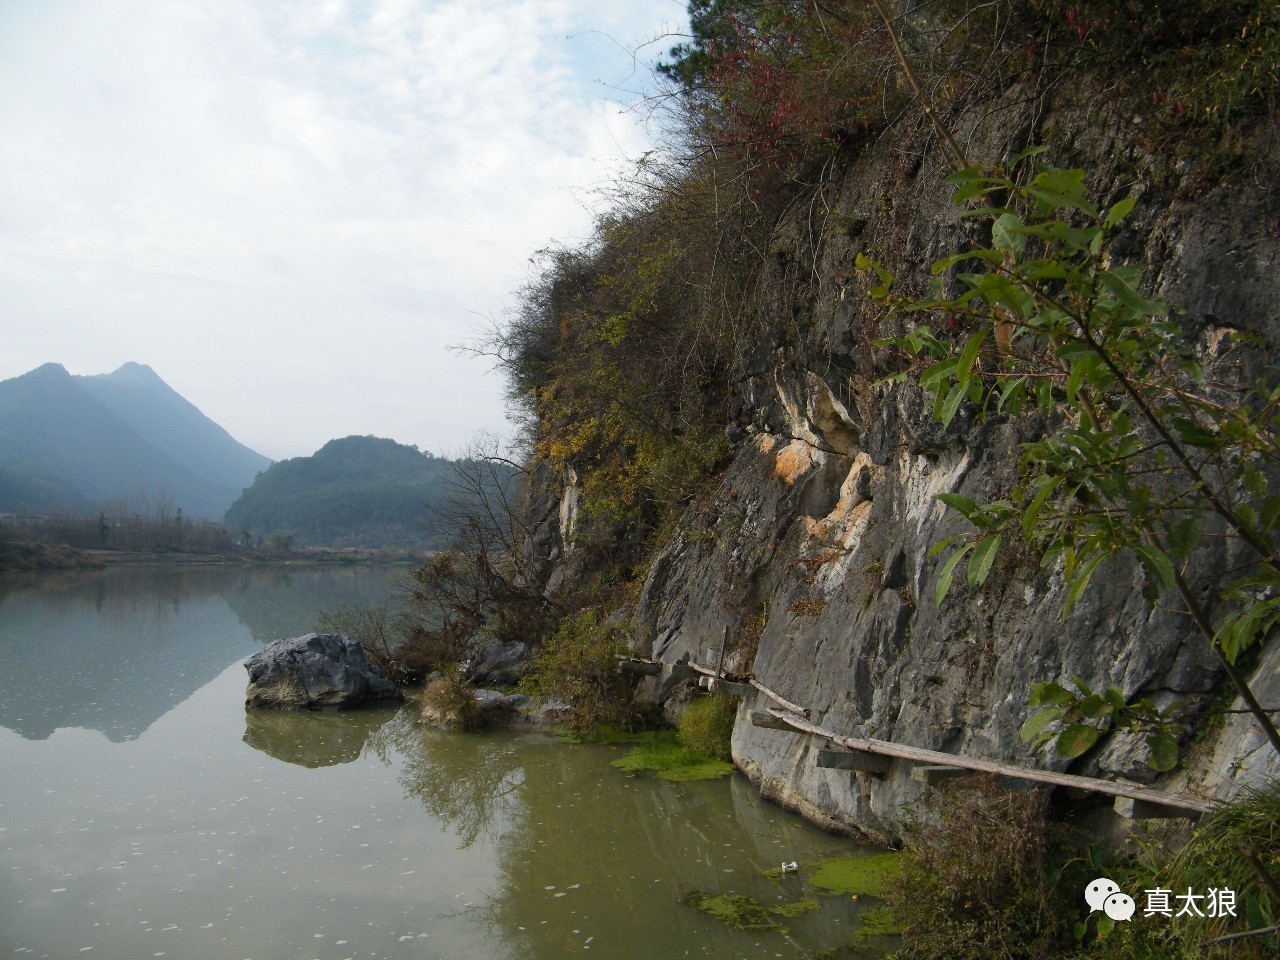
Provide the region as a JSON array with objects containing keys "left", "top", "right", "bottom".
[{"left": 0, "top": 540, "right": 422, "bottom": 572}]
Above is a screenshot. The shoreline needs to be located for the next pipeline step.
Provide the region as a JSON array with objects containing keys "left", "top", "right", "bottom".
[{"left": 0, "top": 541, "right": 423, "bottom": 573}]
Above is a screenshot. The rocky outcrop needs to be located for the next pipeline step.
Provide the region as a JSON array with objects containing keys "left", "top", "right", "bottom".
[
  {"left": 520, "top": 96, "right": 1280, "bottom": 841},
  {"left": 419, "top": 685, "right": 572, "bottom": 730},
  {"left": 244, "top": 633, "right": 401, "bottom": 709},
  {"left": 464, "top": 639, "right": 531, "bottom": 688}
]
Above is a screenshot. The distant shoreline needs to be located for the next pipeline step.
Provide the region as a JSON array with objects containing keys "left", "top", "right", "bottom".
[{"left": 0, "top": 541, "right": 423, "bottom": 573}]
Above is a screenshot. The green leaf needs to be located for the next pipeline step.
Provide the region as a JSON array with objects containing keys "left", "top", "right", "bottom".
[
  {"left": 1027, "top": 168, "right": 1098, "bottom": 217},
  {"left": 939, "top": 381, "right": 967, "bottom": 427},
  {"left": 1146, "top": 730, "right": 1179, "bottom": 771},
  {"left": 1166, "top": 519, "right": 1201, "bottom": 560},
  {"left": 1055, "top": 723, "right": 1100, "bottom": 759},
  {"left": 1009, "top": 144, "right": 1050, "bottom": 166},
  {"left": 957, "top": 330, "right": 988, "bottom": 379},
  {"left": 1098, "top": 270, "right": 1165, "bottom": 316},
  {"left": 1104, "top": 687, "right": 1127, "bottom": 712},
  {"left": 1064, "top": 553, "right": 1105, "bottom": 615},
  {"left": 1030, "top": 681, "right": 1074, "bottom": 707},
  {"left": 967, "top": 534, "right": 1002, "bottom": 586},
  {"left": 991, "top": 213, "right": 1026, "bottom": 258},
  {"left": 1104, "top": 195, "right": 1136, "bottom": 228},
  {"left": 920, "top": 357, "right": 959, "bottom": 389},
  {"left": 1020, "top": 706, "right": 1064, "bottom": 742},
  {"left": 936, "top": 492, "right": 982, "bottom": 523},
  {"left": 1021, "top": 475, "right": 1063, "bottom": 536},
  {"left": 935, "top": 543, "right": 974, "bottom": 605},
  {"left": 1133, "top": 543, "right": 1176, "bottom": 592},
  {"left": 1078, "top": 694, "right": 1109, "bottom": 719}
]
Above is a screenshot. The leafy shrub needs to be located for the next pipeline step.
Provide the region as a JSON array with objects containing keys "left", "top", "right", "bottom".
[
  {"left": 419, "top": 668, "right": 483, "bottom": 732},
  {"left": 316, "top": 602, "right": 426, "bottom": 684},
  {"left": 677, "top": 693, "right": 738, "bottom": 761},
  {"left": 519, "top": 609, "right": 637, "bottom": 731},
  {"left": 884, "top": 775, "right": 1086, "bottom": 960}
]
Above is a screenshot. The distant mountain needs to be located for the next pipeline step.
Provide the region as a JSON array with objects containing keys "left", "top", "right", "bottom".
[
  {"left": 0, "top": 362, "right": 271, "bottom": 519},
  {"left": 224, "top": 435, "right": 513, "bottom": 549}
]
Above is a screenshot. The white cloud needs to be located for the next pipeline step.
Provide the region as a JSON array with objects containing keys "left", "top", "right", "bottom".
[{"left": 0, "top": 0, "right": 683, "bottom": 459}]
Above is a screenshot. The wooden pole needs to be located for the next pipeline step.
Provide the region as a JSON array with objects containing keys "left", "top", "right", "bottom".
[{"left": 766, "top": 708, "right": 1213, "bottom": 814}]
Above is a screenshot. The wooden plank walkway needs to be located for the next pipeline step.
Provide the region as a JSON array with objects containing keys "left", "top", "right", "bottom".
[{"left": 617, "top": 655, "right": 1214, "bottom": 815}]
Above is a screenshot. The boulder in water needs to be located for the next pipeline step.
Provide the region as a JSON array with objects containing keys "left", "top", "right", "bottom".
[{"left": 244, "top": 633, "right": 401, "bottom": 709}]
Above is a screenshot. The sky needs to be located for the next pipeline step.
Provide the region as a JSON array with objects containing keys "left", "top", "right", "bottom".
[{"left": 0, "top": 0, "right": 687, "bottom": 461}]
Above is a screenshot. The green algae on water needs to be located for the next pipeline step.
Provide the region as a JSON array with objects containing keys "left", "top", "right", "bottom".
[
  {"left": 611, "top": 731, "right": 734, "bottom": 781},
  {"left": 682, "top": 892, "right": 784, "bottom": 932},
  {"left": 769, "top": 897, "right": 820, "bottom": 918},
  {"left": 682, "top": 891, "right": 820, "bottom": 932},
  {"left": 556, "top": 725, "right": 650, "bottom": 745},
  {"left": 808, "top": 852, "right": 902, "bottom": 898}
]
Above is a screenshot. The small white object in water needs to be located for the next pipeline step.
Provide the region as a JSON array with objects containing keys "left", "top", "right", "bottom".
[{"left": 781, "top": 861, "right": 799, "bottom": 873}]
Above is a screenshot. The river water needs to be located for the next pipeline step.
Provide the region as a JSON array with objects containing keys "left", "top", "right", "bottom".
[{"left": 0, "top": 565, "right": 892, "bottom": 959}]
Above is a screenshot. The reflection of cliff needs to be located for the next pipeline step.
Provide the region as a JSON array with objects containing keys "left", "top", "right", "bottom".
[
  {"left": 242, "top": 705, "right": 397, "bottom": 767},
  {"left": 373, "top": 721, "right": 867, "bottom": 959},
  {"left": 0, "top": 565, "right": 401, "bottom": 742}
]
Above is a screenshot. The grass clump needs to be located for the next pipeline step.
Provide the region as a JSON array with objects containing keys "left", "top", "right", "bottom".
[
  {"left": 883, "top": 775, "right": 1086, "bottom": 960},
  {"left": 611, "top": 730, "right": 735, "bottom": 782},
  {"left": 419, "top": 668, "right": 483, "bottom": 732},
  {"left": 809, "top": 852, "right": 903, "bottom": 899},
  {"left": 857, "top": 905, "right": 902, "bottom": 937},
  {"left": 1081, "top": 779, "right": 1280, "bottom": 960},
  {"left": 677, "top": 693, "right": 738, "bottom": 761}
]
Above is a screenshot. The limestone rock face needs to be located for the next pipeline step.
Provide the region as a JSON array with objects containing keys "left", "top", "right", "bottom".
[
  {"left": 464, "top": 640, "right": 531, "bottom": 688},
  {"left": 244, "top": 633, "right": 401, "bottom": 709},
  {"left": 514, "top": 100, "right": 1280, "bottom": 842}
]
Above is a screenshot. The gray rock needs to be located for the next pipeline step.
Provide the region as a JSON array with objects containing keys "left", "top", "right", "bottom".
[
  {"left": 244, "top": 633, "right": 401, "bottom": 710},
  {"left": 464, "top": 640, "right": 531, "bottom": 687},
  {"left": 515, "top": 697, "right": 573, "bottom": 728}
]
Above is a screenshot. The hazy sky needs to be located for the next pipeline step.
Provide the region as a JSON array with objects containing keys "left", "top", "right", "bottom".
[{"left": 0, "top": 0, "right": 685, "bottom": 461}]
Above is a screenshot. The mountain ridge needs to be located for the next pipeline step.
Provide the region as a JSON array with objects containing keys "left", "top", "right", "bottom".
[{"left": 0, "top": 362, "right": 270, "bottom": 519}]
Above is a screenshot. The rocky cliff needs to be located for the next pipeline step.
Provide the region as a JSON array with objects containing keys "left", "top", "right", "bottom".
[{"left": 518, "top": 86, "right": 1280, "bottom": 841}]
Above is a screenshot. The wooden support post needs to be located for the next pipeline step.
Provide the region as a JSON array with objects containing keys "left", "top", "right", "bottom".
[
  {"left": 910, "top": 765, "right": 970, "bottom": 786},
  {"left": 751, "top": 710, "right": 803, "bottom": 731},
  {"left": 816, "top": 748, "right": 891, "bottom": 776},
  {"left": 699, "top": 676, "right": 753, "bottom": 697},
  {"left": 1114, "top": 797, "right": 1202, "bottom": 821},
  {"left": 714, "top": 625, "right": 728, "bottom": 682},
  {"left": 618, "top": 659, "right": 662, "bottom": 676}
]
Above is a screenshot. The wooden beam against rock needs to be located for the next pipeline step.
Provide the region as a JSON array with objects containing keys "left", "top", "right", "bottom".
[
  {"left": 618, "top": 658, "right": 662, "bottom": 676},
  {"left": 698, "top": 676, "right": 753, "bottom": 697},
  {"left": 751, "top": 710, "right": 804, "bottom": 731},
  {"left": 1114, "top": 796, "right": 1202, "bottom": 821},
  {"left": 766, "top": 708, "right": 1213, "bottom": 815},
  {"left": 816, "top": 748, "right": 891, "bottom": 776},
  {"left": 910, "top": 764, "right": 969, "bottom": 786}
]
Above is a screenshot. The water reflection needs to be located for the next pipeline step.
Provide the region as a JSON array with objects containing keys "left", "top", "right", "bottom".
[
  {"left": 372, "top": 710, "right": 529, "bottom": 848},
  {"left": 0, "top": 565, "right": 399, "bottom": 741},
  {"left": 375, "top": 717, "right": 888, "bottom": 959},
  {"left": 242, "top": 704, "right": 397, "bottom": 767}
]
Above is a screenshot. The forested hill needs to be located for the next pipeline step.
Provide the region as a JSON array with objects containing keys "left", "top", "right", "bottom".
[{"left": 224, "top": 436, "right": 512, "bottom": 550}]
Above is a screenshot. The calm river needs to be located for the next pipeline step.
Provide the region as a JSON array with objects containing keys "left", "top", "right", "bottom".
[{"left": 0, "top": 565, "right": 890, "bottom": 959}]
